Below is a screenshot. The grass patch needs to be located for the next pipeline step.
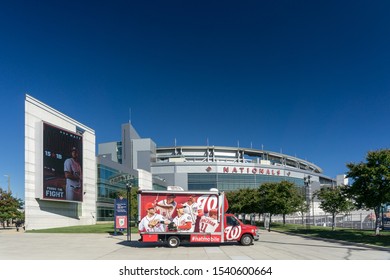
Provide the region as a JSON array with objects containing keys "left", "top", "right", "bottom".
[
  {"left": 27, "top": 223, "right": 139, "bottom": 234},
  {"left": 270, "top": 223, "right": 390, "bottom": 247}
]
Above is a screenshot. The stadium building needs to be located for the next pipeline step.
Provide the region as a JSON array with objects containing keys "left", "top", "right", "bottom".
[{"left": 98, "top": 123, "right": 335, "bottom": 221}]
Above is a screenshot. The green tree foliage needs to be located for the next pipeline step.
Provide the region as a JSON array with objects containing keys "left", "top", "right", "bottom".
[
  {"left": 0, "top": 188, "right": 24, "bottom": 228},
  {"left": 225, "top": 189, "right": 241, "bottom": 214},
  {"left": 296, "top": 199, "right": 309, "bottom": 225},
  {"left": 277, "top": 181, "right": 303, "bottom": 225},
  {"left": 225, "top": 188, "right": 260, "bottom": 215},
  {"left": 258, "top": 183, "right": 279, "bottom": 231},
  {"left": 314, "top": 185, "right": 354, "bottom": 231},
  {"left": 226, "top": 182, "right": 303, "bottom": 229},
  {"left": 258, "top": 181, "right": 301, "bottom": 231},
  {"left": 346, "top": 149, "right": 390, "bottom": 235}
]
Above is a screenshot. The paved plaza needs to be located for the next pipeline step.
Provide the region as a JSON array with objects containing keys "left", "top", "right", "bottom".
[{"left": 1, "top": 228, "right": 389, "bottom": 260}]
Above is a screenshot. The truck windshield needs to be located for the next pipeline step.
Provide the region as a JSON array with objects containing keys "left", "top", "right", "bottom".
[{"left": 226, "top": 216, "right": 240, "bottom": 227}]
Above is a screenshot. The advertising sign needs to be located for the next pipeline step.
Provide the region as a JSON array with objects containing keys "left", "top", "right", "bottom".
[
  {"left": 138, "top": 192, "right": 223, "bottom": 234},
  {"left": 114, "top": 198, "right": 128, "bottom": 230},
  {"left": 43, "top": 122, "right": 83, "bottom": 202}
]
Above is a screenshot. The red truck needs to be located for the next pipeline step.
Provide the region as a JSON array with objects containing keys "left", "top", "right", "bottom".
[{"left": 137, "top": 189, "right": 259, "bottom": 248}]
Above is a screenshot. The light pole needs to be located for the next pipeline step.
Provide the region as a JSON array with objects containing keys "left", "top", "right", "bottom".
[
  {"left": 126, "top": 175, "right": 134, "bottom": 242},
  {"left": 4, "top": 175, "right": 10, "bottom": 193},
  {"left": 304, "top": 175, "right": 311, "bottom": 229}
]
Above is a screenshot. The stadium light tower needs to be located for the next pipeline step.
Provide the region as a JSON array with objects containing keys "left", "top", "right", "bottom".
[
  {"left": 303, "top": 175, "right": 311, "bottom": 229},
  {"left": 4, "top": 175, "right": 10, "bottom": 193}
]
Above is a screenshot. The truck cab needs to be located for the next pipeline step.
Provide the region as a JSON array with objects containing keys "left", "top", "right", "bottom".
[{"left": 225, "top": 214, "right": 260, "bottom": 246}]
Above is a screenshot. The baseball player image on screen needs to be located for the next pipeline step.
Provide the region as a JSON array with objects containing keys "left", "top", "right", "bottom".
[
  {"left": 64, "top": 146, "right": 82, "bottom": 201},
  {"left": 138, "top": 202, "right": 169, "bottom": 233},
  {"left": 172, "top": 203, "right": 194, "bottom": 232},
  {"left": 199, "top": 209, "right": 220, "bottom": 233}
]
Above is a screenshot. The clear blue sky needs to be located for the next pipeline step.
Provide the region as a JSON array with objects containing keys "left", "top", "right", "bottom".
[{"left": 1, "top": 1, "right": 389, "bottom": 199}]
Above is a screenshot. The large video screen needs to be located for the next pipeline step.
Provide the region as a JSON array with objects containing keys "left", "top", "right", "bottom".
[{"left": 43, "top": 122, "right": 83, "bottom": 202}]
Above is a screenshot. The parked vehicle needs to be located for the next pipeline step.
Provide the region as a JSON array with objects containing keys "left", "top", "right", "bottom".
[{"left": 137, "top": 189, "right": 259, "bottom": 248}]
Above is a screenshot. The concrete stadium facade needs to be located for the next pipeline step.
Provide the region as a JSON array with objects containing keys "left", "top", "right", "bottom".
[{"left": 152, "top": 146, "right": 334, "bottom": 192}]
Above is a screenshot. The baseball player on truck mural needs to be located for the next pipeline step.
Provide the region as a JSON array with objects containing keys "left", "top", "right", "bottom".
[{"left": 138, "top": 202, "right": 170, "bottom": 233}]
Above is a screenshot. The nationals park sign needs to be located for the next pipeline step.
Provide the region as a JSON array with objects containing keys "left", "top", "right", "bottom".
[{"left": 206, "top": 166, "right": 291, "bottom": 176}]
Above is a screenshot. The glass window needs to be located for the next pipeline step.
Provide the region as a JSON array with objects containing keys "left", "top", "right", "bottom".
[
  {"left": 96, "top": 164, "right": 137, "bottom": 221},
  {"left": 226, "top": 216, "right": 239, "bottom": 227},
  {"left": 188, "top": 172, "right": 304, "bottom": 192}
]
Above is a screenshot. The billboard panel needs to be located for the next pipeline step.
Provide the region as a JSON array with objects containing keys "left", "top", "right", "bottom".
[
  {"left": 138, "top": 192, "right": 222, "bottom": 234},
  {"left": 43, "top": 122, "right": 83, "bottom": 202}
]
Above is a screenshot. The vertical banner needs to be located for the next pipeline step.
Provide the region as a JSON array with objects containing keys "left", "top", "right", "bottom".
[
  {"left": 114, "top": 198, "right": 128, "bottom": 230},
  {"left": 43, "top": 122, "right": 83, "bottom": 202}
]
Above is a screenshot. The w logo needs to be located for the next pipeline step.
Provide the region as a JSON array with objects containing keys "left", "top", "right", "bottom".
[{"left": 224, "top": 226, "right": 241, "bottom": 241}]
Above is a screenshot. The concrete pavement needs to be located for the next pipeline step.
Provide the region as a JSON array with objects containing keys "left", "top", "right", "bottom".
[{"left": 1, "top": 228, "right": 389, "bottom": 260}]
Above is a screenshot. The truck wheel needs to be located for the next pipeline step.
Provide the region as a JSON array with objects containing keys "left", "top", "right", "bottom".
[
  {"left": 167, "top": 236, "right": 180, "bottom": 248},
  {"left": 240, "top": 234, "right": 253, "bottom": 246}
]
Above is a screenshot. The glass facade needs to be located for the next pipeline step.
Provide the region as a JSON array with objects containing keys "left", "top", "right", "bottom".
[
  {"left": 116, "top": 141, "right": 122, "bottom": 164},
  {"left": 97, "top": 164, "right": 137, "bottom": 221},
  {"left": 188, "top": 173, "right": 304, "bottom": 191},
  {"left": 96, "top": 163, "right": 167, "bottom": 221}
]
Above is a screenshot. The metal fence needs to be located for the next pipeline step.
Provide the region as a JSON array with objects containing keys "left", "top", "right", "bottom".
[
  {"left": 240, "top": 212, "right": 380, "bottom": 230},
  {"left": 276, "top": 213, "right": 376, "bottom": 230}
]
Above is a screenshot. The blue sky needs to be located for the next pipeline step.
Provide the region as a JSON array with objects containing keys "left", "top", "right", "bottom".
[{"left": 1, "top": 1, "right": 389, "bottom": 199}]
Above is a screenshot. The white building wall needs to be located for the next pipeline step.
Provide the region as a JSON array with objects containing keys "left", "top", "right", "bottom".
[
  {"left": 98, "top": 142, "right": 119, "bottom": 162},
  {"left": 137, "top": 169, "right": 153, "bottom": 190},
  {"left": 336, "top": 174, "right": 349, "bottom": 186},
  {"left": 25, "top": 95, "right": 96, "bottom": 230}
]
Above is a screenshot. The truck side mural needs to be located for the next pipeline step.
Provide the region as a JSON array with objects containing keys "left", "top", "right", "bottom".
[{"left": 137, "top": 190, "right": 259, "bottom": 247}]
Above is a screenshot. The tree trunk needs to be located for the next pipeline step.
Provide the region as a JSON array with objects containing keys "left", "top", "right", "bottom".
[
  {"left": 283, "top": 214, "right": 286, "bottom": 225},
  {"left": 374, "top": 206, "right": 381, "bottom": 236},
  {"left": 332, "top": 214, "right": 336, "bottom": 231},
  {"left": 268, "top": 214, "right": 272, "bottom": 232},
  {"left": 262, "top": 213, "right": 266, "bottom": 228}
]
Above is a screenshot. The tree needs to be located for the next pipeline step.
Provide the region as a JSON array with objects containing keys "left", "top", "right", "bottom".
[
  {"left": 0, "top": 188, "right": 24, "bottom": 228},
  {"left": 225, "top": 188, "right": 261, "bottom": 224},
  {"left": 276, "top": 181, "right": 302, "bottom": 225},
  {"left": 225, "top": 189, "right": 240, "bottom": 214},
  {"left": 258, "top": 182, "right": 299, "bottom": 231},
  {"left": 346, "top": 149, "right": 390, "bottom": 235},
  {"left": 314, "top": 185, "right": 354, "bottom": 231},
  {"left": 226, "top": 188, "right": 260, "bottom": 214},
  {"left": 296, "top": 199, "right": 309, "bottom": 225}
]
